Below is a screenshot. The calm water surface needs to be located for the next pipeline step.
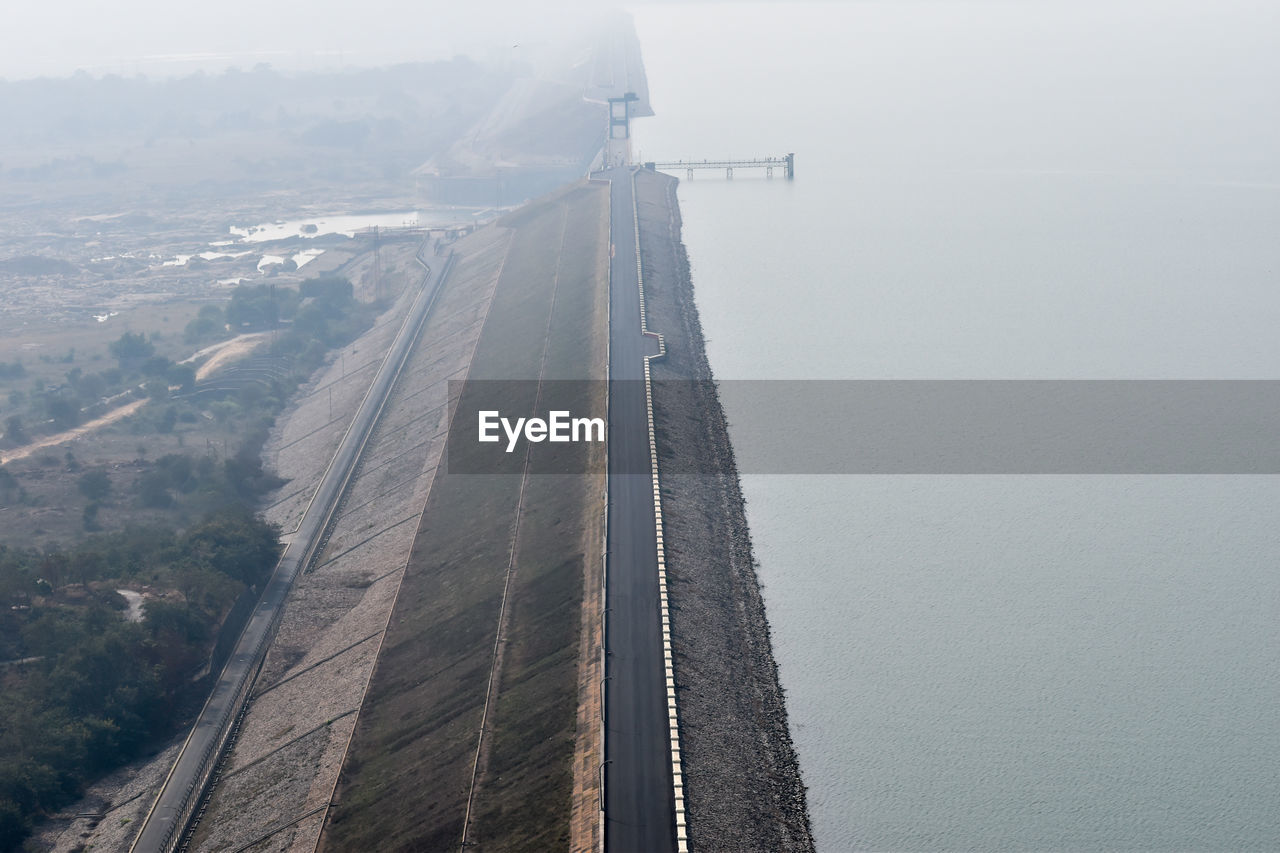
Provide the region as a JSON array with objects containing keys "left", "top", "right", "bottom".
[{"left": 632, "top": 2, "right": 1280, "bottom": 849}]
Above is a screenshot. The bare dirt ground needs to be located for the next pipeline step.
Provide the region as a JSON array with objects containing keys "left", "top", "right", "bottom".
[
  {"left": 184, "top": 332, "right": 270, "bottom": 380},
  {"left": 1, "top": 325, "right": 272, "bottom": 467},
  {"left": 0, "top": 398, "right": 147, "bottom": 465}
]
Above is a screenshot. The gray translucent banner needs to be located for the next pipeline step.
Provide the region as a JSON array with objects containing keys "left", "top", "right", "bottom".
[{"left": 444, "top": 380, "right": 1280, "bottom": 474}]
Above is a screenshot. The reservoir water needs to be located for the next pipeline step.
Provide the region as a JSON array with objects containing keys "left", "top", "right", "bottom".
[{"left": 631, "top": 2, "right": 1280, "bottom": 849}]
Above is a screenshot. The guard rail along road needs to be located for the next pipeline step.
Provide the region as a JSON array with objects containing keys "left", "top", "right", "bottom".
[{"left": 630, "top": 169, "right": 688, "bottom": 851}]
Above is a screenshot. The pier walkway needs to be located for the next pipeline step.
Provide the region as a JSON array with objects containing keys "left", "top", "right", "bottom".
[{"left": 645, "top": 154, "right": 794, "bottom": 179}]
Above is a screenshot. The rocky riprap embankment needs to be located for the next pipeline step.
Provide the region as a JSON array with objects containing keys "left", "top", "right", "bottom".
[{"left": 635, "top": 168, "right": 815, "bottom": 852}]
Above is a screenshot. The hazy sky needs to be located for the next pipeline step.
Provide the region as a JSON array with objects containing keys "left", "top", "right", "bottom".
[{"left": 0, "top": 0, "right": 609, "bottom": 79}]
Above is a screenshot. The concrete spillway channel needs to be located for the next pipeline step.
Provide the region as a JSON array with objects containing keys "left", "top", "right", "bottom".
[{"left": 129, "top": 244, "right": 455, "bottom": 853}]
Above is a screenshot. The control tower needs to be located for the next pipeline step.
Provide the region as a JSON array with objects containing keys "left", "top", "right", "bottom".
[{"left": 605, "top": 92, "right": 640, "bottom": 167}]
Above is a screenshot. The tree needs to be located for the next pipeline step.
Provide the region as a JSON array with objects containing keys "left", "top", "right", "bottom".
[
  {"left": 300, "top": 275, "right": 353, "bottom": 305},
  {"left": 141, "top": 355, "right": 172, "bottom": 377},
  {"left": 156, "top": 454, "right": 193, "bottom": 491},
  {"left": 78, "top": 471, "right": 111, "bottom": 501},
  {"left": 3, "top": 415, "right": 26, "bottom": 444},
  {"left": 0, "top": 468, "right": 19, "bottom": 499},
  {"left": 225, "top": 285, "right": 281, "bottom": 329},
  {"left": 167, "top": 363, "right": 196, "bottom": 392},
  {"left": 184, "top": 305, "right": 226, "bottom": 344},
  {"left": 183, "top": 509, "right": 280, "bottom": 584},
  {"left": 45, "top": 396, "right": 79, "bottom": 430},
  {"left": 0, "top": 496, "right": 285, "bottom": 849},
  {"left": 76, "top": 372, "right": 107, "bottom": 402},
  {"left": 157, "top": 406, "right": 178, "bottom": 434},
  {"left": 291, "top": 303, "right": 331, "bottom": 342},
  {"left": 209, "top": 400, "right": 239, "bottom": 426},
  {"left": 138, "top": 471, "right": 171, "bottom": 508},
  {"left": 109, "top": 331, "right": 155, "bottom": 364},
  {"left": 0, "top": 800, "right": 26, "bottom": 851}
]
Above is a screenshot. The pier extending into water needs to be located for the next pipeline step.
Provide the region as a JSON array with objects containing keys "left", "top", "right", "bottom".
[{"left": 645, "top": 153, "right": 794, "bottom": 179}]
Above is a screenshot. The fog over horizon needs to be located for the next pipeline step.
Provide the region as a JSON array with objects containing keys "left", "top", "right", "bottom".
[
  {"left": 7, "top": 0, "right": 1280, "bottom": 83},
  {"left": 0, "top": 0, "right": 620, "bottom": 80}
]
